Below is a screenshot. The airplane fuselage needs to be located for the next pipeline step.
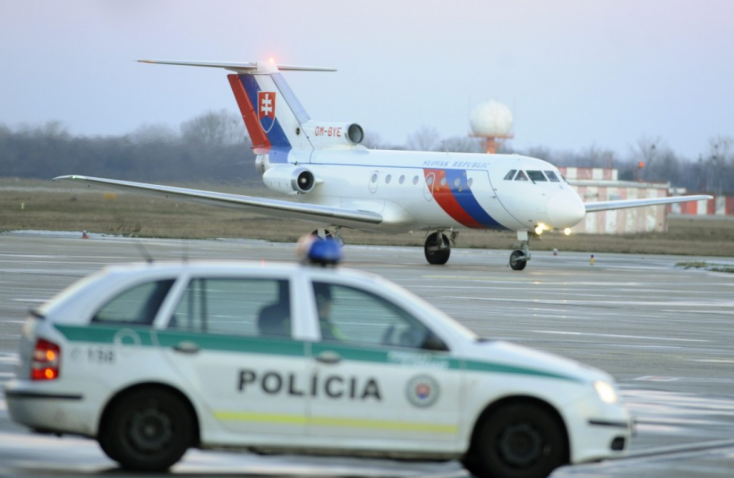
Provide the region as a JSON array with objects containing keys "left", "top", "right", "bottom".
[{"left": 268, "top": 149, "right": 586, "bottom": 234}]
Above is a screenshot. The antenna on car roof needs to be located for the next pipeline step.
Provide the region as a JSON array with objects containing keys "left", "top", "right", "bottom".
[{"left": 133, "top": 241, "right": 154, "bottom": 264}]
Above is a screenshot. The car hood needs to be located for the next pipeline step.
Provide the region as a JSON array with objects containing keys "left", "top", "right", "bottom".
[{"left": 462, "top": 339, "right": 613, "bottom": 385}]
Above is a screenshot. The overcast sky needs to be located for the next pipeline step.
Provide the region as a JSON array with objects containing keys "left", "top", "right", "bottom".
[{"left": 2, "top": 0, "right": 732, "bottom": 159}]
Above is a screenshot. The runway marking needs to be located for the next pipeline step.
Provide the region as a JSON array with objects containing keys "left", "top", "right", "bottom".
[
  {"left": 633, "top": 376, "right": 681, "bottom": 382},
  {"left": 625, "top": 438, "right": 734, "bottom": 460},
  {"left": 438, "top": 295, "right": 734, "bottom": 309},
  {"left": 532, "top": 330, "right": 708, "bottom": 343},
  {"left": 690, "top": 359, "right": 734, "bottom": 363}
]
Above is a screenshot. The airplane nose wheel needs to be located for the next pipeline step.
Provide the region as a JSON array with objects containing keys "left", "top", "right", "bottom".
[
  {"left": 509, "top": 231, "right": 531, "bottom": 271},
  {"left": 424, "top": 232, "right": 451, "bottom": 265}
]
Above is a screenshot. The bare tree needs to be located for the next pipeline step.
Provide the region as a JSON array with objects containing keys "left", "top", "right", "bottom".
[
  {"left": 181, "top": 110, "right": 246, "bottom": 146},
  {"left": 438, "top": 136, "right": 484, "bottom": 153},
  {"left": 406, "top": 126, "right": 440, "bottom": 152}
]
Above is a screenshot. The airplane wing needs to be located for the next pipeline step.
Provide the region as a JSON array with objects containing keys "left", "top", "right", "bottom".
[
  {"left": 54, "top": 175, "right": 383, "bottom": 225},
  {"left": 584, "top": 195, "right": 712, "bottom": 213}
]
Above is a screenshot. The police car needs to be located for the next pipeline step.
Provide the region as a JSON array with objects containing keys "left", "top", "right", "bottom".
[{"left": 5, "top": 240, "right": 631, "bottom": 478}]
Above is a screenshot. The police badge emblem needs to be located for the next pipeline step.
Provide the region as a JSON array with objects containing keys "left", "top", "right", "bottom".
[{"left": 406, "top": 374, "right": 440, "bottom": 408}]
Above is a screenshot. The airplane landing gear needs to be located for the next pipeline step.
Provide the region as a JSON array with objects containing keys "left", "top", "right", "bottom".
[
  {"left": 424, "top": 230, "right": 457, "bottom": 265},
  {"left": 509, "top": 231, "right": 531, "bottom": 271},
  {"left": 312, "top": 227, "right": 344, "bottom": 245}
]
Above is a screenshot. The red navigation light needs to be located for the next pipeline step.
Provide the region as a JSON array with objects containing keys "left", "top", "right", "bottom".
[
  {"left": 31, "top": 338, "right": 61, "bottom": 381},
  {"left": 638, "top": 162, "right": 645, "bottom": 169}
]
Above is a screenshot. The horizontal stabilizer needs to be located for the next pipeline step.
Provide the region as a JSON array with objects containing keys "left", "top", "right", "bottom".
[
  {"left": 54, "top": 175, "right": 381, "bottom": 226},
  {"left": 584, "top": 195, "right": 712, "bottom": 213},
  {"left": 138, "top": 60, "right": 336, "bottom": 73}
]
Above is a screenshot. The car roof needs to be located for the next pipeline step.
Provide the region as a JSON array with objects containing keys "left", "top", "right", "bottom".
[{"left": 95, "top": 260, "right": 383, "bottom": 282}]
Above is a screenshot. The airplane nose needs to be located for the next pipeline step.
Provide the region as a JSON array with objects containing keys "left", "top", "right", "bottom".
[{"left": 547, "top": 191, "right": 586, "bottom": 228}]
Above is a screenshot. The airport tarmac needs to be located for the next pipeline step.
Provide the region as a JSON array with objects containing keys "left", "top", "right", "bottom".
[{"left": 0, "top": 232, "right": 733, "bottom": 477}]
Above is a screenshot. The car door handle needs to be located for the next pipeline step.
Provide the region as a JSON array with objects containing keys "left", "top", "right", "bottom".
[
  {"left": 315, "top": 351, "right": 341, "bottom": 365},
  {"left": 173, "top": 341, "right": 200, "bottom": 354}
]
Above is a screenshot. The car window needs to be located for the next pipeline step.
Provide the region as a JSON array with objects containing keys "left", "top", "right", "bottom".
[
  {"left": 170, "top": 278, "right": 291, "bottom": 338},
  {"left": 527, "top": 170, "right": 547, "bottom": 182},
  {"left": 503, "top": 170, "right": 517, "bottom": 180},
  {"left": 93, "top": 280, "right": 174, "bottom": 326},
  {"left": 311, "top": 281, "right": 448, "bottom": 351}
]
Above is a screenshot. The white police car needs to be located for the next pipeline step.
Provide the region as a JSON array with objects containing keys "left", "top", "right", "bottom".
[{"left": 5, "top": 241, "right": 631, "bottom": 478}]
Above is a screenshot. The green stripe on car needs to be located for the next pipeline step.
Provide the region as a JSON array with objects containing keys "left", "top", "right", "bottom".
[{"left": 53, "top": 325, "right": 579, "bottom": 382}]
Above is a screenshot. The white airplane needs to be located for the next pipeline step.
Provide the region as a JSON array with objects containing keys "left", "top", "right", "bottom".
[{"left": 57, "top": 60, "right": 711, "bottom": 270}]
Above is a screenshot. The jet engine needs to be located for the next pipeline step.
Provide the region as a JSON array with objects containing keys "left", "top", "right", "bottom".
[{"left": 262, "top": 166, "right": 316, "bottom": 195}]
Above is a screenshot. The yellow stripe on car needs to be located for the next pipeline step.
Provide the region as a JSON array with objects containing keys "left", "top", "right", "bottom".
[{"left": 214, "top": 411, "right": 457, "bottom": 434}]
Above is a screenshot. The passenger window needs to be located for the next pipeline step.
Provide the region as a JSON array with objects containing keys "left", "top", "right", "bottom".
[
  {"left": 311, "top": 282, "right": 448, "bottom": 351},
  {"left": 544, "top": 170, "right": 560, "bottom": 182},
  {"left": 504, "top": 170, "right": 517, "bottom": 180},
  {"left": 515, "top": 170, "right": 529, "bottom": 181},
  {"left": 93, "top": 280, "right": 174, "bottom": 326},
  {"left": 527, "top": 170, "right": 547, "bottom": 182},
  {"left": 170, "top": 278, "right": 291, "bottom": 338}
]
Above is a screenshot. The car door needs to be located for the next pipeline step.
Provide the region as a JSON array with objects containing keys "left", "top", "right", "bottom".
[
  {"left": 307, "top": 280, "right": 463, "bottom": 452},
  {"left": 156, "top": 274, "right": 310, "bottom": 440}
]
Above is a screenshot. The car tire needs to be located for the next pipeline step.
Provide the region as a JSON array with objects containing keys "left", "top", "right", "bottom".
[
  {"left": 99, "top": 387, "right": 194, "bottom": 471},
  {"left": 464, "top": 402, "right": 567, "bottom": 478}
]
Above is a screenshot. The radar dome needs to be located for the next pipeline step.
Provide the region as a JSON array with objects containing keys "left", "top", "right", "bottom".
[{"left": 470, "top": 100, "right": 513, "bottom": 137}]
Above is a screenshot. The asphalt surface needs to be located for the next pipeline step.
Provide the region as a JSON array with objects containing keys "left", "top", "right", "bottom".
[{"left": 1, "top": 231, "right": 733, "bottom": 477}]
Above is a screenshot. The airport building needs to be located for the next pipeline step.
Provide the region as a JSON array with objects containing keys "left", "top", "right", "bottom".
[
  {"left": 559, "top": 167, "right": 671, "bottom": 234},
  {"left": 669, "top": 194, "right": 734, "bottom": 217}
]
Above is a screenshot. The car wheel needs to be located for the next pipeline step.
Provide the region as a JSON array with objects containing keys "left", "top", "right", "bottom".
[
  {"left": 464, "top": 402, "right": 567, "bottom": 478},
  {"left": 99, "top": 388, "right": 194, "bottom": 471}
]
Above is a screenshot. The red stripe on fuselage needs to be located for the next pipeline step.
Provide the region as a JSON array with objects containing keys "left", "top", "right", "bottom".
[
  {"left": 423, "top": 169, "right": 482, "bottom": 228},
  {"left": 227, "top": 74, "right": 270, "bottom": 150}
]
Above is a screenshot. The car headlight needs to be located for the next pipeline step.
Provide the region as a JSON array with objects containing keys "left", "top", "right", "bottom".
[{"left": 594, "top": 380, "right": 619, "bottom": 404}]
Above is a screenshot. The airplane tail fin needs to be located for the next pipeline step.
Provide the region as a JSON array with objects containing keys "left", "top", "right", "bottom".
[{"left": 138, "top": 60, "right": 336, "bottom": 161}]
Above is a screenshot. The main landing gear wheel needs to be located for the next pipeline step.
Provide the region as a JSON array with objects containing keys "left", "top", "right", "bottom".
[
  {"left": 424, "top": 232, "right": 450, "bottom": 265},
  {"left": 509, "top": 250, "right": 527, "bottom": 271},
  {"left": 311, "top": 227, "right": 344, "bottom": 246},
  {"left": 463, "top": 402, "right": 568, "bottom": 478}
]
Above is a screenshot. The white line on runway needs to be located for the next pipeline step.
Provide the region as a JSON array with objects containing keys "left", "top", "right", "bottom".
[{"left": 532, "top": 330, "right": 709, "bottom": 342}]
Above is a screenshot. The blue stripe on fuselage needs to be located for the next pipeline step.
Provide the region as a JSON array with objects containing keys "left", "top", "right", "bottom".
[{"left": 444, "top": 169, "right": 504, "bottom": 229}]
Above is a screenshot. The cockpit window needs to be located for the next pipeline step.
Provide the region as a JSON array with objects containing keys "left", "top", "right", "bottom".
[
  {"left": 515, "top": 170, "right": 529, "bottom": 181},
  {"left": 544, "top": 170, "right": 560, "bottom": 182},
  {"left": 504, "top": 170, "right": 517, "bottom": 180},
  {"left": 527, "top": 171, "right": 547, "bottom": 182}
]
